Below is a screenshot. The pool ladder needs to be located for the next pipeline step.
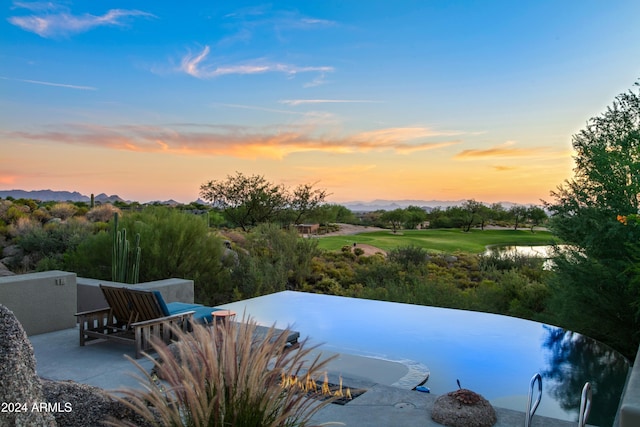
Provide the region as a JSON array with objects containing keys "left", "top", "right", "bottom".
[
  {"left": 524, "top": 374, "right": 592, "bottom": 427},
  {"left": 578, "top": 382, "right": 592, "bottom": 427},
  {"left": 525, "top": 373, "right": 542, "bottom": 427}
]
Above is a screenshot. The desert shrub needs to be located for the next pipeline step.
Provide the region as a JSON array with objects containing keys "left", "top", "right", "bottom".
[
  {"left": 63, "top": 231, "right": 112, "bottom": 279},
  {"left": 479, "top": 251, "right": 541, "bottom": 272},
  {"left": 86, "top": 204, "right": 122, "bottom": 222},
  {"left": 2, "top": 204, "right": 29, "bottom": 224},
  {"left": 110, "top": 320, "right": 336, "bottom": 427},
  {"left": 35, "top": 255, "right": 64, "bottom": 271},
  {"left": 8, "top": 216, "right": 41, "bottom": 238},
  {"left": 120, "top": 207, "right": 230, "bottom": 305},
  {"left": 387, "top": 245, "right": 429, "bottom": 270},
  {"left": 64, "top": 207, "right": 231, "bottom": 304},
  {"left": 31, "top": 207, "right": 52, "bottom": 223},
  {"left": 231, "top": 224, "right": 321, "bottom": 298},
  {"left": 49, "top": 202, "right": 78, "bottom": 220},
  {"left": 14, "top": 217, "right": 94, "bottom": 270}
]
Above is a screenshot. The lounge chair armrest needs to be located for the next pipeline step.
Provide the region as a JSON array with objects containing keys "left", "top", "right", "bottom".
[
  {"left": 131, "top": 311, "right": 195, "bottom": 328},
  {"left": 75, "top": 308, "right": 111, "bottom": 317}
]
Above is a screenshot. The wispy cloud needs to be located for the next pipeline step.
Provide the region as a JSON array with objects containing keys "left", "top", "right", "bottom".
[
  {"left": 280, "top": 99, "right": 381, "bottom": 106},
  {"left": 8, "top": 4, "right": 155, "bottom": 38},
  {"left": 492, "top": 165, "right": 518, "bottom": 171},
  {"left": 454, "top": 141, "right": 547, "bottom": 159},
  {"left": 11, "top": 1, "right": 59, "bottom": 12},
  {"left": 0, "top": 76, "right": 96, "bottom": 90},
  {"left": 180, "top": 46, "right": 333, "bottom": 79},
  {"left": 220, "top": 6, "right": 337, "bottom": 45},
  {"left": 5, "top": 123, "right": 460, "bottom": 160}
]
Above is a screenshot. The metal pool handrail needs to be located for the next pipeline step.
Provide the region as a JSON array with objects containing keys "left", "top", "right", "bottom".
[
  {"left": 525, "top": 373, "right": 542, "bottom": 427},
  {"left": 578, "top": 382, "right": 592, "bottom": 427}
]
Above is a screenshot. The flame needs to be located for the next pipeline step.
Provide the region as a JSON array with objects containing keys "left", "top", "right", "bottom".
[{"left": 280, "top": 371, "right": 352, "bottom": 401}]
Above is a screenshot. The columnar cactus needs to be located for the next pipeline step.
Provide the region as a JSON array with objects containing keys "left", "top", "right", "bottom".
[{"left": 112, "top": 212, "right": 141, "bottom": 284}]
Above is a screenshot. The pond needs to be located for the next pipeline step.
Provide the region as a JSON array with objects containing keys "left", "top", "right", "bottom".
[
  {"left": 483, "top": 244, "right": 562, "bottom": 258},
  {"left": 220, "top": 291, "right": 629, "bottom": 427}
]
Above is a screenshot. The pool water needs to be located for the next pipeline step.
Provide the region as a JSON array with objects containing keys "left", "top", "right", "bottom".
[{"left": 220, "top": 291, "right": 629, "bottom": 426}]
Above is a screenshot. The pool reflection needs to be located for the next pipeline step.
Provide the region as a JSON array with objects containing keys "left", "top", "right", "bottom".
[
  {"left": 542, "top": 327, "right": 630, "bottom": 426},
  {"left": 220, "top": 291, "right": 629, "bottom": 426}
]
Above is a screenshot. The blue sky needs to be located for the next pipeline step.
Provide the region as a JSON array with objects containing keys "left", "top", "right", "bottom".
[{"left": 1, "top": 1, "right": 639, "bottom": 204}]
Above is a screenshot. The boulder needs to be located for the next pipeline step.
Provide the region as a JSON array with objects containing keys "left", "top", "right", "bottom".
[
  {"left": 0, "top": 304, "right": 57, "bottom": 427},
  {"left": 40, "top": 379, "right": 154, "bottom": 427},
  {"left": 431, "top": 388, "right": 496, "bottom": 427},
  {"left": 0, "top": 261, "right": 14, "bottom": 276}
]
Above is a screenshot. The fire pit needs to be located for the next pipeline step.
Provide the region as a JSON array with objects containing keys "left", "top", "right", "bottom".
[{"left": 281, "top": 372, "right": 367, "bottom": 405}]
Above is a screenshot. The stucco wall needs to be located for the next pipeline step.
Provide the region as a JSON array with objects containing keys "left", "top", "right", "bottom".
[{"left": 0, "top": 270, "right": 77, "bottom": 335}]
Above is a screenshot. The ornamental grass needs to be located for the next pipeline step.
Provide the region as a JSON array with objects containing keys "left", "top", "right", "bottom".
[{"left": 108, "top": 318, "right": 339, "bottom": 427}]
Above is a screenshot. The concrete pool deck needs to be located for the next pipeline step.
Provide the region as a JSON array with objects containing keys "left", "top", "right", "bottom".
[{"left": 30, "top": 327, "right": 587, "bottom": 427}]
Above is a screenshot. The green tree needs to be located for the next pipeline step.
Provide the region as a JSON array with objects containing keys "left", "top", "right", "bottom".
[
  {"left": 509, "top": 205, "right": 528, "bottom": 230},
  {"left": 200, "top": 172, "right": 288, "bottom": 230},
  {"left": 403, "top": 205, "right": 428, "bottom": 229},
  {"left": 380, "top": 208, "right": 407, "bottom": 233},
  {"left": 461, "top": 199, "right": 483, "bottom": 232},
  {"left": 545, "top": 81, "right": 640, "bottom": 359},
  {"left": 526, "top": 206, "right": 548, "bottom": 232},
  {"left": 288, "top": 183, "right": 328, "bottom": 224}
]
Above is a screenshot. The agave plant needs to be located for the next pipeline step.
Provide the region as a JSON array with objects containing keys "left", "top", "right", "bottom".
[{"left": 108, "top": 318, "right": 339, "bottom": 427}]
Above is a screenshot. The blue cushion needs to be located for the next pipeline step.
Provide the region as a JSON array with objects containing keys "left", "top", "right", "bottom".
[
  {"left": 165, "top": 301, "right": 222, "bottom": 324},
  {"left": 153, "top": 291, "right": 171, "bottom": 316},
  {"left": 189, "top": 306, "right": 221, "bottom": 324},
  {"left": 166, "top": 302, "right": 202, "bottom": 313}
]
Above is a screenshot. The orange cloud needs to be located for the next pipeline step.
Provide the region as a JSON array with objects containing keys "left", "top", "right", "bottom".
[
  {"left": 454, "top": 141, "right": 548, "bottom": 159},
  {"left": 491, "top": 165, "right": 518, "bottom": 171},
  {"left": 5, "top": 124, "right": 463, "bottom": 159}
]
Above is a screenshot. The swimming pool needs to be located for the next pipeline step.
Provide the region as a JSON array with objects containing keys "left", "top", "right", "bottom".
[{"left": 220, "top": 291, "right": 629, "bottom": 426}]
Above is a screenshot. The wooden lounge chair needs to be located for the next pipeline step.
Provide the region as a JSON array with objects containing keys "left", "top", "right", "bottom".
[
  {"left": 76, "top": 285, "right": 202, "bottom": 358},
  {"left": 76, "top": 285, "right": 300, "bottom": 358}
]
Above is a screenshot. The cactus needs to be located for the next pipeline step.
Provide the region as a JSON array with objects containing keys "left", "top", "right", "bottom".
[
  {"left": 90, "top": 193, "right": 95, "bottom": 209},
  {"left": 112, "top": 212, "right": 141, "bottom": 284}
]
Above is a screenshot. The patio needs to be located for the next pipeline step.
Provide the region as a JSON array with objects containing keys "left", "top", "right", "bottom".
[{"left": 29, "top": 326, "right": 584, "bottom": 427}]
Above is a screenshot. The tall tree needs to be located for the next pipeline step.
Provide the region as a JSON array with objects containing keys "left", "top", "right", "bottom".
[
  {"left": 200, "top": 172, "right": 288, "bottom": 231},
  {"left": 288, "top": 183, "right": 328, "bottom": 225},
  {"left": 526, "top": 206, "right": 548, "bottom": 232},
  {"left": 461, "top": 199, "right": 483, "bottom": 232},
  {"left": 545, "top": 81, "right": 640, "bottom": 359},
  {"left": 381, "top": 208, "right": 407, "bottom": 233},
  {"left": 509, "top": 205, "right": 528, "bottom": 230},
  {"left": 404, "top": 205, "right": 428, "bottom": 229}
]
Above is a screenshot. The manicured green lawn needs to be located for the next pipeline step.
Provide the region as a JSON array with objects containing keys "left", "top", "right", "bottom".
[{"left": 316, "top": 228, "right": 560, "bottom": 253}]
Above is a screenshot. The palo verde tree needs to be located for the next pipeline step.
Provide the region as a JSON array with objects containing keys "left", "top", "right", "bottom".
[
  {"left": 200, "top": 172, "right": 288, "bottom": 231},
  {"left": 199, "top": 172, "right": 328, "bottom": 230},
  {"left": 545, "top": 80, "right": 640, "bottom": 359},
  {"left": 287, "top": 183, "right": 328, "bottom": 225}
]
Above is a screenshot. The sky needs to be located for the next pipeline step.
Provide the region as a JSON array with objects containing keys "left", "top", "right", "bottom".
[{"left": 1, "top": 1, "right": 639, "bottom": 205}]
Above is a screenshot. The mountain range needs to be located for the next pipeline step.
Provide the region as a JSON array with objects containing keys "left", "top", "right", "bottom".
[
  {"left": 0, "top": 189, "right": 125, "bottom": 204},
  {"left": 0, "top": 189, "right": 523, "bottom": 211}
]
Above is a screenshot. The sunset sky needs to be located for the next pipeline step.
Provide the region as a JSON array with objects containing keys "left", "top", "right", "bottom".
[{"left": 2, "top": 1, "right": 639, "bottom": 205}]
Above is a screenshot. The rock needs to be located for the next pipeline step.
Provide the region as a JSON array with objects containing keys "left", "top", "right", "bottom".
[
  {"left": 0, "top": 261, "right": 14, "bottom": 276},
  {"left": 431, "top": 388, "right": 497, "bottom": 427},
  {"left": 40, "top": 379, "right": 154, "bottom": 427},
  {"left": 2, "top": 244, "right": 22, "bottom": 258},
  {"left": 0, "top": 304, "right": 57, "bottom": 427}
]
